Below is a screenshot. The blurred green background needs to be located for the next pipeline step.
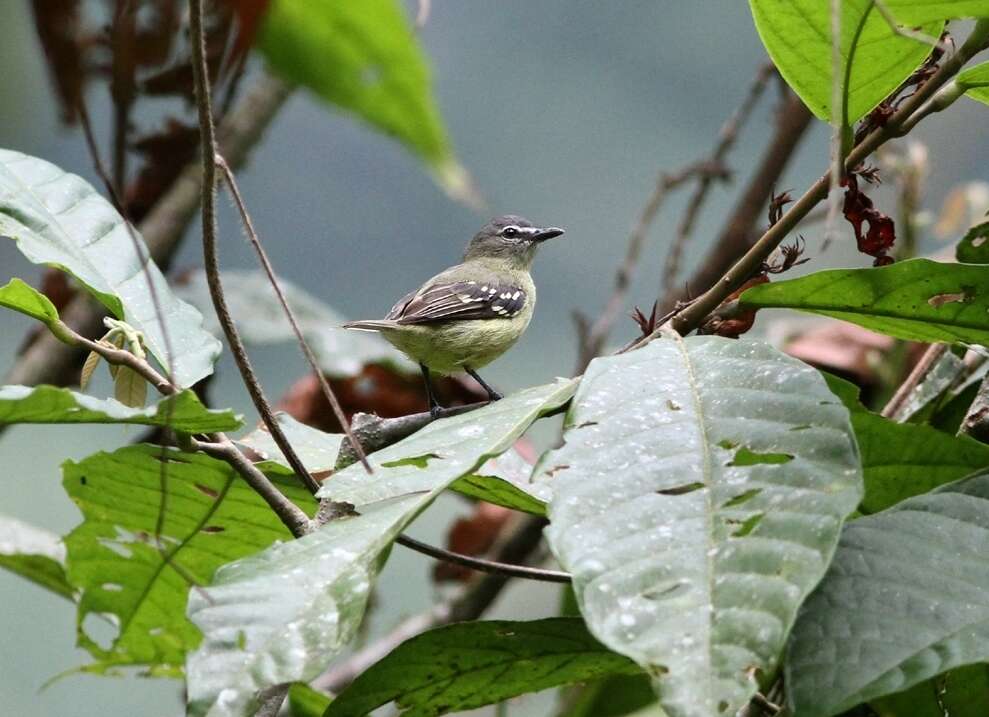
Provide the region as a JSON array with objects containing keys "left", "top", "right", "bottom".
[{"left": 1, "top": 2, "right": 986, "bottom": 715}]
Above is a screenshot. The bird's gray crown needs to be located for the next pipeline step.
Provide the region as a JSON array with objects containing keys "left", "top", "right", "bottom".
[{"left": 463, "top": 215, "right": 564, "bottom": 264}]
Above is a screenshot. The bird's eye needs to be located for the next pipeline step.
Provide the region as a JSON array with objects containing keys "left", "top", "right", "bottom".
[{"left": 501, "top": 226, "right": 519, "bottom": 238}]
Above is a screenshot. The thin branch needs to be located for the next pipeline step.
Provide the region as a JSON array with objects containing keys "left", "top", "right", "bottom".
[
  {"left": 644, "top": 20, "right": 989, "bottom": 343},
  {"left": 395, "top": 534, "right": 571, "bottom": 583},
  {"left": 661, "top": 64, "right": 774, "bottom": 292},
  {"left": 574, "top": 159, "right": 729, "bottom": 372},
  {"left": 659, "top": 92, "right": 813, "bottom": 313},
  {"left": 960, "top": 371, "right": 989, "bottom": 443},
  {"left": 216, "top": 158, "right": 372, "bottom": 474},
  {"left": 189, "top": 0, "right": 321, "bottom": 495}
]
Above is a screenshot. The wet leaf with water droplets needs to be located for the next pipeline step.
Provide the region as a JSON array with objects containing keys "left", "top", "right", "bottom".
[{"left": 543, "top": 336, "right": 861, "bottom": 717}]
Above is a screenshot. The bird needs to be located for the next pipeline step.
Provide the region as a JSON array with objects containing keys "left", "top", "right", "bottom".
[{"left": 343, "top": 215, "right": 564, "bottom": 416}]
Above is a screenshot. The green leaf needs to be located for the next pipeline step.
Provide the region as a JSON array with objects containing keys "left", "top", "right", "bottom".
[
  {"left": 0, "top": 385, "right": 241, "bottom": 432},
  {"left": 63, "top": 445, "right": 314, "bottom": 675},
  {"left": 236, "top": 412, "right": 343, "bottom": 476},
  {"left": 0, "top": 514, "right": 73, "bottom": 599},
  {"left": 956, "top": 219, "right": 989, "bottom": 262},
  {"left": 0, "top": 277, "right": 60, "bottom": 328},
  {"left": 564, "top": 673, "right": 659, "bottom": 717},
  {"left": 741, "top": 259, "right": 989, "bottom": 344},
  {"left": 324, "top": 619, "right": 641, "bottom": 717},
  {"left": 786, "top": 471, "right": 989, "bottom": 715},
  {"left": 176, "top": 268, "right": 410, "bottom": 377},
  {"left": 257, "top": 0, "right": 471, "bottom": 201},
  {"left": 187, "top": 380, "right": 575, "bottom": 717},
  {"left": 288, "top": 684, "right": 333, "bottom": 717},
  {"left": 870, "top": 664, "right": 989, "bottom": 717},
  {"left": 824, "top": 372, "right": 989, "bottom": 512},
  {"left": 880, "top": 1, "right": 989, "bottom": 23},
  {"left": 748, "top": 0, "right": 941, "bottom": 123},
  {"left": 959, "top": 62, "right": 989, "bottom": 106},
  {"left": 543, "top": 336, "right": 862, "bottom": 717},
  {"left": 0, "top": 150, "right": 220, "bottom": 386},
  {"left": 450, "top": 473, "right": 547, "bottom": 516}
]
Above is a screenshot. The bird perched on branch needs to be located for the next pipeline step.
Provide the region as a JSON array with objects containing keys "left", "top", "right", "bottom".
[{"left": 343, "top": 215, "right": 564, "bottom": 416}]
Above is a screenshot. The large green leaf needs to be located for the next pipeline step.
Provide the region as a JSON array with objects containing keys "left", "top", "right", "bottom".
[
  {"left": 63, "top": 445, "right": 314, "bottom": 675},
  {"left": 741, "top": 259, "right": 989, "bottom": 344},
  {"left": 958, "top": 60, "right": 989, "bottom": 106},
  {"left": 177, "top": 268, "right": 409, "bottom": 378},
  {"left": 824, "top": 373, "right": 989, "bottom": 512},
  {"left": 786, "top": 471, "right": 989, "bottom": 715},
  {"left": 543, "top": 336, "right": 862, "bottom": 717},
  {"left": 870, "top": 664, "right": 989, "bottom": 717},
  {"left": 748, "top": 0, "right": 940, "bottom": 123},
  {"left": 881, "top": 1, "right": 989, "bottom": 22},
  {"left": 187, "top": 380, "right": 575, "bottom": 717},
  {"left": 0, "top": 384, "right": 240, "bottom": 432},
  {"left": 0, "top": 514, "right": 73, "bottom": 599},
  {"left": 956, "top": 219, "right": 989, "bottom": 262},
  {"left": 257, "top": 0, "right": 470, "bottom": 200},
  {"left": 0, "top": 277, "right": 60, "bottom": 329},
  {"left": 0, "top": 149, "right": 220, "bottom": 386},
  {"left": 323, "top": 619, "right": 641, "bottom": 717}
]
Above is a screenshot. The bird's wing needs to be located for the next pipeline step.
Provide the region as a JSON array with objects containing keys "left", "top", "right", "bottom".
[{"left": 388, "top": 280, "right": 527, "bottom": 324}]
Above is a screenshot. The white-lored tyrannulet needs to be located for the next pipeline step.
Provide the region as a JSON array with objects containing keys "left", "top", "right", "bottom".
[{"left": 343, "top": 215, "right": 564, "bottom": 414}]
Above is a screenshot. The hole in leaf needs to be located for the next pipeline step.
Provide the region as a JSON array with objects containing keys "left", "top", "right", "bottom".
[
  {"left": 101, "top": 583, "right": 124, "bottom": 592},
  {"left": 722, "top": 488, "right": 762, "bottom": 508},
  {"left": 718, "top": 700, "right": 730, "bottom": 712},
  {"left": 382, "top": 453, "right": 441, "bottom": 469},
  {"left": 657, "top": 482, "right": 706, "bottom": 496},
  {"left": 201, "top": 525, "right": 225, "bottom": 534},
  {"left": 729, "top": 513, "right": 764, "bottom": 537},
  {"left": 544, "top": 464, "right": 570, "bottom": 478},
  {"left": 717, "top": 439, "right": 737, "bottom": 450},
  {"left": 82, "top": 613, "right": 117, "bottom": 650},
  {"left": 929, "top": 288, "right": 975, "bottom": 308},
  {"left": 666, "top": 399, "right": 682, "bottom": 411},
  {"left": 236, "top": 630, "right": 247, "bottom": 650},
  {"left": 97, "top": 539, "right": 133, "bottom": 559},
  {"left": 727, "top": 448, "right": 793, "bottom": 466},
  {"left": 80, "top": 475, "right": 87, "bottom": 485},
  {"left": 194, "top": 483, "right": 219, "bottom": 498}
]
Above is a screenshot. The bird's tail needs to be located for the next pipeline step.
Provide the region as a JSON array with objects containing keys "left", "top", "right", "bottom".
[{"left": 342, "top": 320, "right": 400, "bottom": 332}]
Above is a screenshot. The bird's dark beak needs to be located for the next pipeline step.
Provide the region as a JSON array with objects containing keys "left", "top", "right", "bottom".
[{"left": 532, "top": 227, "right": 565, "bottom": 242}]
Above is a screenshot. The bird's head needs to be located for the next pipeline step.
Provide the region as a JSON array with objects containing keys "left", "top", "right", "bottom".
[{"left": 463, "top": 215, "right": 565, "bottom": 267}]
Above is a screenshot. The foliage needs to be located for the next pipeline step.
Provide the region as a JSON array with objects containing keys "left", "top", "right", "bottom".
[
  {"left": 324, "top": 619, "right": 640, "bottom": 717},
  {"left": 3, "top": 3, "right": 989, "bottom": 717},
  {"left": 544, "top": 336, "right": 861, "bottom": 717}
]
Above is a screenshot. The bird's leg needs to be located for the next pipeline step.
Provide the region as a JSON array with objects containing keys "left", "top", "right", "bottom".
[
  {"left": 465, "top": 367, "right": 503, "bottom": 402},
  {"left": 420, "top": 363, "right": 444, "bottom": 418}
]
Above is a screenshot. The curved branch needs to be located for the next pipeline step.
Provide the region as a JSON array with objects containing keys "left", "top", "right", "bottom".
[{"left": 395, "top": 534, "right": 570, "bottom": 583}]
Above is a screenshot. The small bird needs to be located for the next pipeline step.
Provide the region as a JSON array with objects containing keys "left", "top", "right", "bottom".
[{"left": 343, "top": 215, "right": 564, "bottom": 415}]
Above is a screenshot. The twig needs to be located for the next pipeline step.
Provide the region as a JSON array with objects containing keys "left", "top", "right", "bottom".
[
  {"left": 3, "top": 73, "right": 292, "bottom": 390},
  {"left": 395, "top": 534, "right": 570, "bottom": 583},
  {"left": 574, "top": 160, "right": 729, "bottom": 372},
  {"left": 659, "top": 92, "right": 813, "bottom": 313},
  {"left": 661, "top": 64, "right": 774, "bottom": 292},
  {"left": 255, "top": 685, "right": 290, "bottom": 717},
  {"left": 643, "top": 20, "right": 989, "bottom": 343},
  {"left": 189, "top": 0, "right": 320, "bottom": 495},
  {"left": 960, "top": 371, "right": 989, "bottom": 443},
  {"left": 216, "top": 158, "right": 371, "bottom": 474}
]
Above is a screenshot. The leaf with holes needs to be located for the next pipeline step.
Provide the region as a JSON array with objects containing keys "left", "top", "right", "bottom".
[
  {"left": 63, "top": 445, "right": 314, "bottom": 675},
  {"left": 956, "top": 219, "right": 989, "bottom": 263},
  {"left": 0, "top": 514, "right": 73, "bottom": 599},
  {"left": 257, "top": 0, "right": 473, "bottom": 202},
  {"left": 324, "top": 619, "right": 641, "bottom": 717},
  {"left": 176, "top": 268, "right": 409, "bottom": 378},
  {"left": 0, "top": 385, "right": 241, "bottom": 432},
  {"left": 0, "top": 149, "right": 221, "bottom": 386},
  {"left": 187, "top": 379, "right": 575, "bottom": 717},
  {"left": 741, "top": 259, "right": 989, "bottom": 345},
  {"left": 543, "top": 336, "right": 862, "bottom": 717},
  {"left": 748, "top": 0, "right": 941, "bottom": 123},
  {"left": 786, "top": 471, "right": 989, "bottom": 715}
]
